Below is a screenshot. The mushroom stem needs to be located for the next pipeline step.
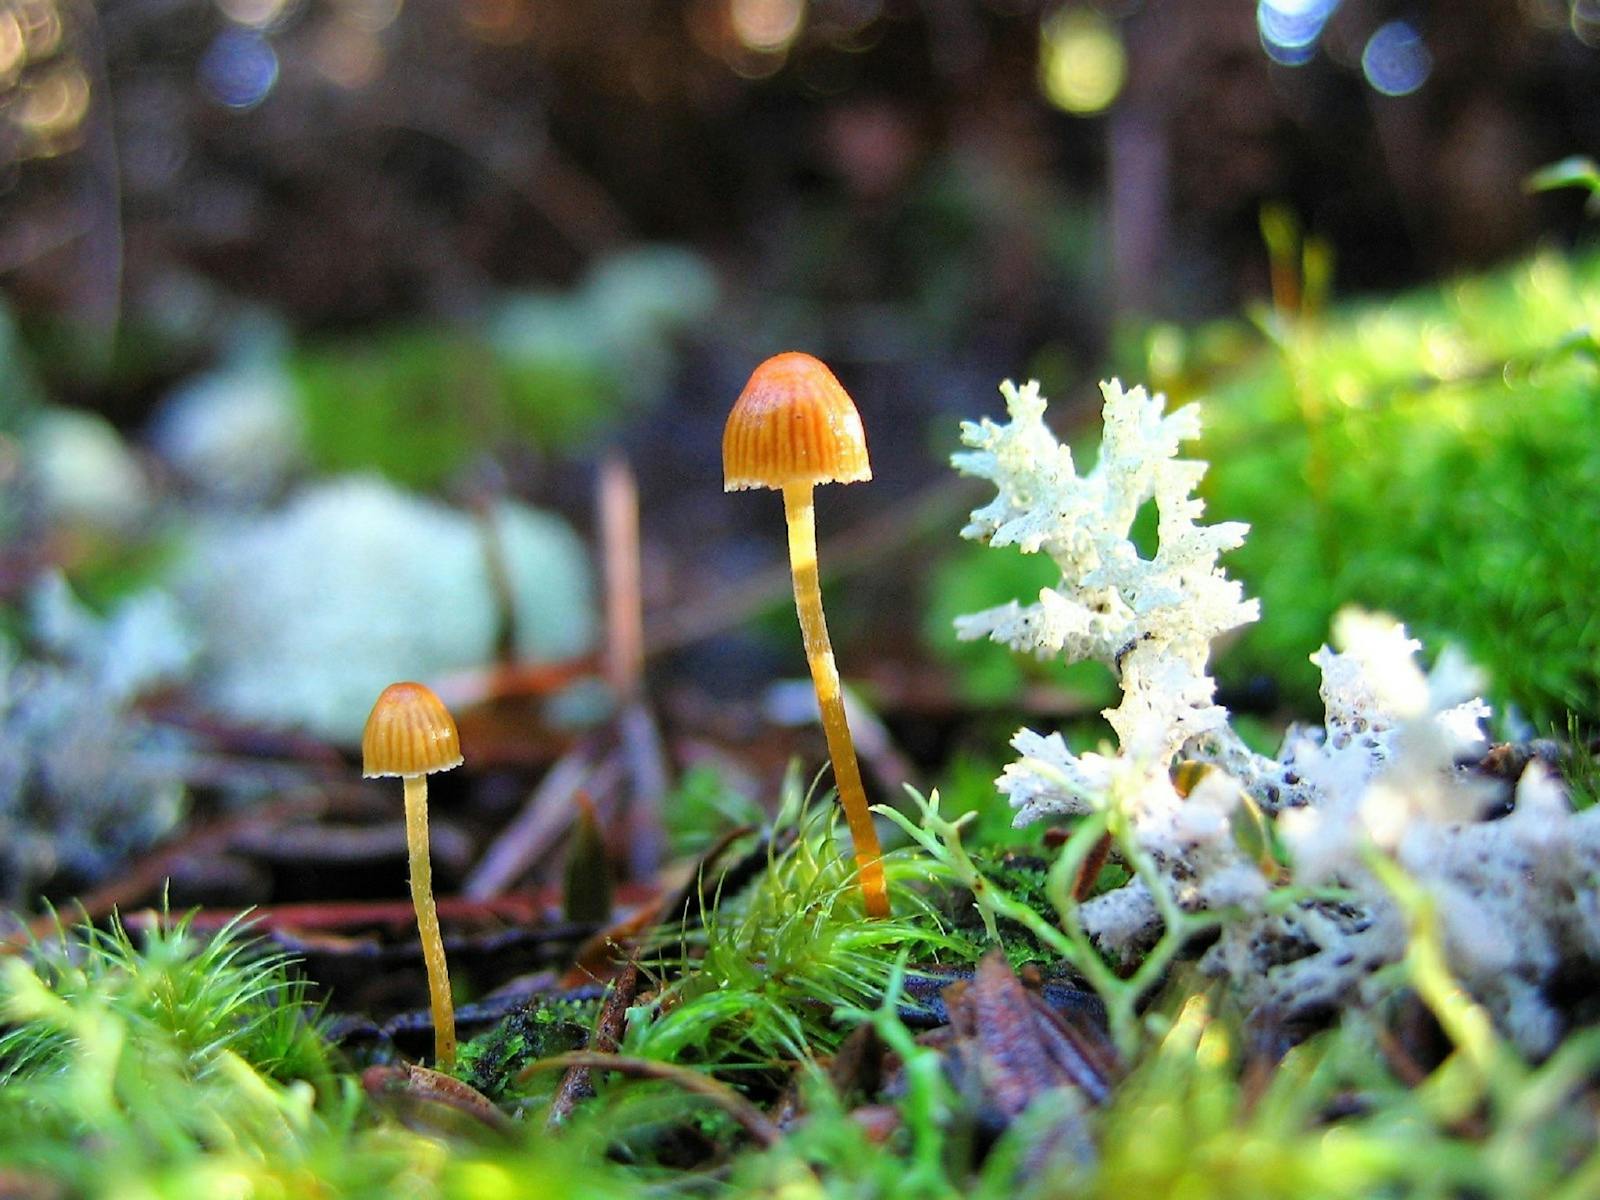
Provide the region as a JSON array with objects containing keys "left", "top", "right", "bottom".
[
  {"left": 782, "top": 482, "right": 890, "bottom": 918},
  {"left": 403, "top": 773, "right": 457, "bottom": 1068}
]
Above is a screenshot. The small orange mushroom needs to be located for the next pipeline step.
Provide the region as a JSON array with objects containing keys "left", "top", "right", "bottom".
[
  {"left": 723, "top": 352, "right": 889, "bottom": 918},
  {"left": 363, "top": 681, "right": 463, "bottom": 1069}
]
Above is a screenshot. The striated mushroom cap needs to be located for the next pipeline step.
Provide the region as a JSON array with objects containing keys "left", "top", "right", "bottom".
[
  {"left": 362, "top": 681, "right": 464, "bottom": 778},
  {"left": 723, "top": 352, "right": 872, "bottom": 492}
]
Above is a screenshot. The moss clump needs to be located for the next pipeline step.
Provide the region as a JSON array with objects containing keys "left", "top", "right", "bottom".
[
  {"left": 0, "top": 909, "right": 634, "bottom": 1197},
  {"left": 457, "top": 999, "right": 596, "bottom": 1103},
  {"left": 1153, "top": 248, "right": 1600, "bottom": 724},
  {"left": 627, "top": 793, "right": 961, "bottom": 1072}
]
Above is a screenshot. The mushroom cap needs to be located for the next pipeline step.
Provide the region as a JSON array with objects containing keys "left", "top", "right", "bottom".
[
  {"left": 361, "top": 681, "right": 464, "bottom": 778},
  {"left": 723, "top": 352, "right": 872, "bottom": 492}
]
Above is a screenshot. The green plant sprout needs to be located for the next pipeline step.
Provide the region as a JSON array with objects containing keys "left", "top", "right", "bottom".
[
  {"left": 1527, "top": 155, "right": 1600, "bottom": 213},
  {"left": 0, "top": 908, "right": 656, "bottom": 1197},
  {"left": 0, "top": 908, "right": 341, "bottom": 1187}
]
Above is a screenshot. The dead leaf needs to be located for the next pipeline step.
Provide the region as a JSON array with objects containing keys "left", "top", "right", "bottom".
[{"left": 923, "top": 949, "right": 1118, "bottom": 1143}]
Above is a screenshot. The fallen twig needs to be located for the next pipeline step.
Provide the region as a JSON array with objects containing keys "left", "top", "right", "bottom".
[
  {"left": 362, "top": 1062, "right": 516, "bottom": 1140},
  {"left": 600, "top": 452, "right": 668, "bottom": 879},
  {"left": 547, "top": 962, "right": 640, "bottom": 1127}
]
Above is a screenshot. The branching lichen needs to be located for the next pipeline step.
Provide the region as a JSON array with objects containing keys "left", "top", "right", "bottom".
[
  {"left": 955, "top": 377, "right": 1600, "bottom": 1055},
  {"left": 954, "top": 379, "right": 1257, "bottom": 780}
]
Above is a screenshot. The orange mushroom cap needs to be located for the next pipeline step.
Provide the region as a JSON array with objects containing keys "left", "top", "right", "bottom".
[
  {"left": 723, "top": 352, "right": 872, "bottom": 492},
  {"left": 361, "top": 682, "right": 464, "bottom": 778}
]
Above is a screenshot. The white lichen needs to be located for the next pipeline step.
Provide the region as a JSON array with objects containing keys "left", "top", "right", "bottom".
[
  {"left": 24, "top": 408, "right": 151, "bottom": 533},
  {"left": 1211, "top": 620, "right": 1600, "bottom": 1054},
  {"left": 489, "top": 244, "right": 718, "bottom": 411},
  {"left": 178, "top": 476, "right": 596, "bottom": 742},
  {"left": 956, "top": 376, "right": 1600, "bottom": 1054},
  {"left": 0, "top": 576, "right": 195, "bottom": 905},
  {"left": 152, "top": 358, "right": 303, "bottom": 503},
  {"left": 955, "top": 379, "right": 1257, "bottom": 802}
]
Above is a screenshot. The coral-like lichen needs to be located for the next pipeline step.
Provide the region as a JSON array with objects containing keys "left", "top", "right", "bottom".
[
  {"left": 954, "top": 379, "right": 1257, "bottom": 802},
  {"left": 956, "top": 377, "right": 1600, "bottom": 1054}
]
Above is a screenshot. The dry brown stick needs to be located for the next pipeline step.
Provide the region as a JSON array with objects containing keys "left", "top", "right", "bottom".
[
  {"left": 599, "top": 451, "right": 668, "bottom": 878},
  {"left": 362, "top": 1062, "right": 516, "bottom": 1140},
  {"left": 560, "top": 821, "right": 762, "bottom": 988},
  {"left": 616, "top": 699, "right": 668, "bottom": 880},
  {"left": 123, "top": 893, "right": 561, "bottom": 938},
  {"left": 600, "top": 450, "right": 644, "bottom": 702},
  {"left": 430, "top": 655, "right": 601, "bottom": 711},
  {"left": 1375, "top": 1024, "right": 1431, "bottom": 1090},
  {"left": 463, "top": 743, "right": 621, "bottom": 900},
  {"left": 473, "top": 503, "right": 521, "bottom": 664},
  {"left": 1072, "top": 832, "right": 1116, "bottom": 902},
  {"left": 546, "top": 962, "right": 640, "bottom": 1127}
]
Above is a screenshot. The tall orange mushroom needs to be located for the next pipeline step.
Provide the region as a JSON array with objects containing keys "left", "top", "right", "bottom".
[
  {"left": 723, "top": 351, "right": 889, "bottom": 918},
  {"left": 363, "top": 681, "right": 463, "bottom": 1068}
]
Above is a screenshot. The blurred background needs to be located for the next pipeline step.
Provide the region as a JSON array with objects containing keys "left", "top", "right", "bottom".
[{"left": 2, "top": 0, "right": 1599, "bottom": 914}]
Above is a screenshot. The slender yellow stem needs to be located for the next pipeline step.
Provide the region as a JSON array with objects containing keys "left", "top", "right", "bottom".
[
  {"left": 782, "top": 482, "right": 890, "bottom": 918},
  {"left": 404, "top": 774, "right": 457, "bottom": 1069}
]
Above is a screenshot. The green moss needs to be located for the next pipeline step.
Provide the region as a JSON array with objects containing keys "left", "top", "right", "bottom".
[
  {"left": 940, "top": 851, "right": 1112, "bottom": 974},
  {"left": 456, "top": 999, "right": 596, "bottom": 1103},
  {"left": 291, "top": 329, "right": 490, "bottom": 488},
  {"left": 1558, "top": 713, "right": 1600, "bottom": 811},
  {"left": 0, "top": 909, "right": 339, "bottom": 1187},
  {"left": 1179, "top": 248, "right": 1600, "bottom": 723},
  {"left": 628, "top": 797, "right": 962, "bottom": 1072},
  {"left": 497, "top": 350, "right": 619, "bottom": 448},
  {"left": 290, "top": 329, "right": 617, "bottom": 488},
  {"left": 664, "top": 763, "right": 768, "bottom": 859},
  {"left": 0, "top": 908, "right": 636, "bottom": 1198},
  {"left": 7, "top": 784, "right": 1600, "bottom": 1195}
]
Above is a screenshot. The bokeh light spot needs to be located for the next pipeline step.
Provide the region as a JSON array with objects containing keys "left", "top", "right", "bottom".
[
  {"left": 17, "top": 0, "right": 62, "bottom": 61},
  {"left": 1038, "top": 8, "right": 1126, "bottom": 116},
  {"left": 17, "top": 66, "right": 90, "bottom": 138},
  {"left": 1572, "top": 0, "right": 1600, "bottom": 46},
  {"left": 1362, "top": 20, "right": 1431, "bottom": 95},
  {"left": 216, "top": 0, "right": 295, "bottom": 30},
  {"left": 338, "top": 0, "right": 403, "bottom": 35},
  {"left": 1256, "top": 0, "right": 1340, "bottom": 66},
  {"left": 199, "top": 29, "right": 279, "bottom": 109},
  {"left": 730, "top": 0, "right": 803, "bottom": 54},
  {"left": 310, "top": 23, "right": 384, "bottom": 89},
  {"left": 0, "top": 11, "right": 24, "bottom": 78}
]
